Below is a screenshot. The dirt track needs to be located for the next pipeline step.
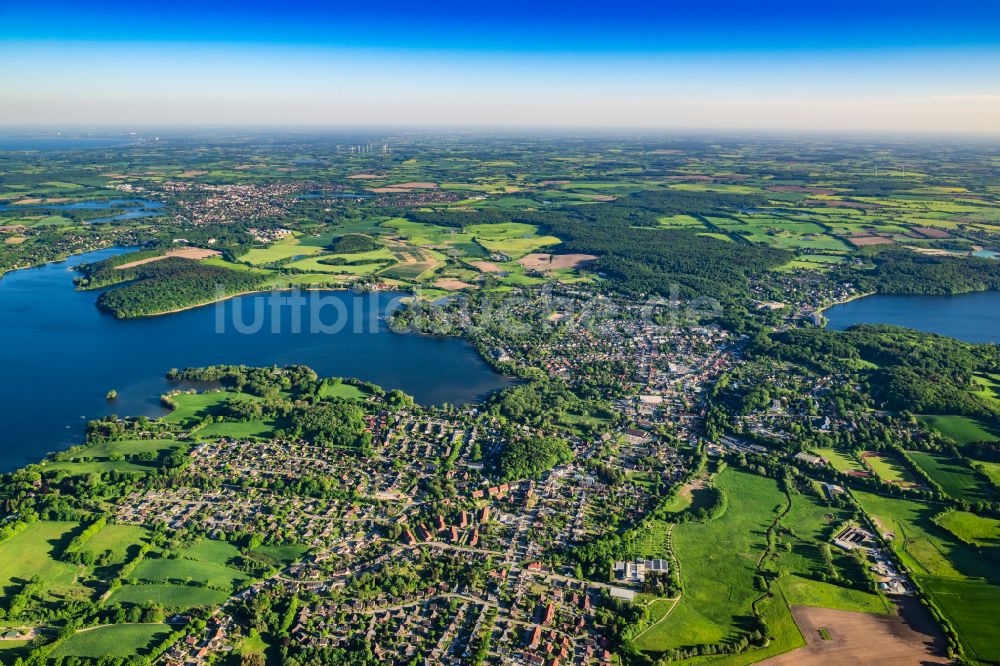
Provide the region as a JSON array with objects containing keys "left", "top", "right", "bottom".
[
  {"left": 113, "top": 247, "right": 221, "bottom": 269},
  {"left": 518, "top": 253, "right": 597, "bottom": 271},
  {"left": 759, "top": 600, "right": 949, "bottom": 666}
]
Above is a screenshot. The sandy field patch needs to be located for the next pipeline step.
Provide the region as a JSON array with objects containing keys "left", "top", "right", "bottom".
[
  {"left": 11, "top": 197, "right": 71, "bottom": 205},
  {"left": 114, "top": 247, "right": 221, "bottom": 270},
  {"left": 433, "top": 278, "right": 475, "bottom": 291},
  {"left": 4, "top": 236, "right": 28, "bottom": 245},
  {"left": 367, "top": 187, "right": 415, "bottom": 193},
  {"left": 348, "top": 173, "right": 383, "bottom": 179},
  {"left": 847, "top": 236, "right": 895, "bottom": 247},
  {"left": 470, "top": 261, "right": 505, "bottom": 273},
  {"left": 518, "top": 253, "right": 598, "bottom": 271},
  {"left": 908, "top": 246, "right": 966, "bottom": 257},
  {"left": 759, "top": 602, "right": 947, "bottom": 666},
  {"left": 177, "top": 170, "right": 207, "bottom": 177}
]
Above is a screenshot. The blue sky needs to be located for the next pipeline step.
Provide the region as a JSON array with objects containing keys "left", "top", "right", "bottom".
[{"left": 1, "top": 0, "right": 998, "bottom": 131}]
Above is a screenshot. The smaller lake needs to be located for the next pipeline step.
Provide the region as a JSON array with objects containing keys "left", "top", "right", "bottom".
[
  {"left": 0, "top": 199, "right": 165, "bottom": 224},
  {"left": 824, "top": 291, "right": 1000, "bottom": 344}
]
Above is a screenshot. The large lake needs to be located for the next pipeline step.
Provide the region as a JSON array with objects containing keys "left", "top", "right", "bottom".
[
  {"left": 0, "top": 248, "right": 514, "bottom": 471},
  {"left": 824, "top": 291, "right": 1000, "bottom": 344}
]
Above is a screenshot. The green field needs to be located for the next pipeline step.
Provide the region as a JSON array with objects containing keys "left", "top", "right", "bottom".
[
  {"left": 52, "top": 624, "right": 172, "bottom": 658},
  {"left": 319, "top": 381, "right": 369, "bottom": 400},
  {"left": 634, "top": 470, "right": 784, "bottom": 653},
  {"left": 179, "top": 539, "right": 242, "bottom": 567},
  {"left": 70, "top": 439, "right": 182, "bottom": 459},
  {"left": 862, "top": 452, "right": 917, "bottom": 485},
  {"left": 934, "top": 510, "right": 1000, "bottom": 548},
  {"left": 633, "top": 469, "right": 890, "bottom": 659},
  {"left": 106, "top": 584, "right": 228, "bottom": 609},
  {"left": 132, "top": 556, "right": 248, "bottom": 591},
  {"left": 978, "top": 461, "right": 1000, "bottom": 487},
  {"left": 42, "top": 459, "right": 156, "bottom": 475},
  {"left": 465, "top": 222, "right": 560, "bottom": 258},
  {"left": 162, "top": 390, "right": 263, "bottom": 429},
  {"left": 907, "top": 450, "right": 996, "bottom": 501},
  {"left": 810, "top": 447, "right": 865, "bottom": 473},
  {"left": 779, "top": 575, "right": 889, "bottom": 614},
  {"left": 854, "top": 490, "right": 1000, "bottom": 661},
  {"left": 0, "top": 521, "right": 87, "bottom": 599},
  {"left": 919, "top": 414, "right": 1000, "bottom": 446},
  {"left": 197, "top": 418, "right": 282, "bottom": 439},
  {"left": 80, "top": 524, "right": 150, "bottom": 564},
  {"left": 252, "top": 543, "right": 309, "bottom": 565},
  {"left": 241, "top": 233, "right": 331, "bottom": 265},
  {"left": 922, "top": 577, "right": 1000, "bottom": 663}
]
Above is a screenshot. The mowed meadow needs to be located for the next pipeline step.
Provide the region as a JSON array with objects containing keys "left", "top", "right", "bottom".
[{"left": 628, "top": 467, "right": 890, "bottom": 663}]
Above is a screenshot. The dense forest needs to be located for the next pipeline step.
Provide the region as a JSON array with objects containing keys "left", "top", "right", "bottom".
[
  {"left": 328, "top": 233, "right": 381, "bottom": 254},
  {"left": 539, "top": 191, "right": 791, "bottom": 299},
  {"left": 844, "top": 247, "right": 1000, "bottom": 295},
  {"left": 493, "top": 435, "right": 573, "bottom": 481},
  {"left": 752, "top": 324, "right": 1000, "bottom": 419},
  {"left": 94, "top": 258, "right": 266, "bottom": 318},
  {"left": 75, "top": 248, "right": 174, "bottom": 289}
]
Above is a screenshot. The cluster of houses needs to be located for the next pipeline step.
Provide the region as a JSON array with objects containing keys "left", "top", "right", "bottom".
[{"left": 157, "top": 180, "right": 301, "bottom": 225}]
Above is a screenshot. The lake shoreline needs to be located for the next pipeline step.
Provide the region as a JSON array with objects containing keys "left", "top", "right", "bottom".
[
  {"left": 823, "top": 290, "right": 1000, "bottom": 344},
  {"left": 0, "top": 247, "right": 516, "bottom": 472}
]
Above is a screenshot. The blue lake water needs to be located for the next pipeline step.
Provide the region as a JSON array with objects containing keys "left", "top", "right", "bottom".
[
  {"left": 0, "top": 248, "right": 514, "bottom": 471},
  {"left": 824, "top": 291, "right": 1000, "bottom": 344},
  {"left": 0, "top": 199, "right": 165, "bottom": 224}
]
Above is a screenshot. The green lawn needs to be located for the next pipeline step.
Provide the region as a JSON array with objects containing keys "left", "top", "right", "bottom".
[
  {"left": 252, "top": 543, "right": 309, "bottom": 565},
  {"left": 69, "top": 439, "right": 182, "bottom": 460},
  {"left": 862, "top": 452, "right": 917, "bottom": 485},
  {"left": 52, "top": 624, "right": 172, "bottom": 658},
  {"left": 42, "top": 459, "right": 156, "bottom": 475},
  {"left": 919, "top": 414, "right": 1000, "bottom": 446},
  {"left": 811, "top": 447, "right": 865, "bottom": 473},
  {"left": 636, "top": 470, "right": 784, "bottom": 653},
  {"left": 106, "top": 584, "right": 228, "bottom": 609},
  {"left": 780, "top": 575, "right": 890, "bottom": 614},
  {"left": 0, "top": 521, "right": 87, "bottom": 599},
  {"left": 132, "top": 557, "right": 248, "bottom": 591},
  {"left": 197, "top": 418, "right": 282, "bottom": 439},
  {"left": 934, "top": 510, "right": 1000, "bottom": 547},
  {"left": 907, "top": 450, "right": 996, "bottom": 501},
  {"left": 319, "top": 381, "right": 369, "bottom": 400},
  {"left": 178, "top": 539, "right": 241, "bottom": 567},
  {"left": 161, "top": 391, "right": 241, "bottom": 427},
  {"left": 80, "top": 525, "right": 150, "bottom": 564}
]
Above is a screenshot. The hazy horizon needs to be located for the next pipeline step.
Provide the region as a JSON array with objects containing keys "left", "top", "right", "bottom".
[{"left": 2, "top": 0, "right": 998, "bottom": 133}]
